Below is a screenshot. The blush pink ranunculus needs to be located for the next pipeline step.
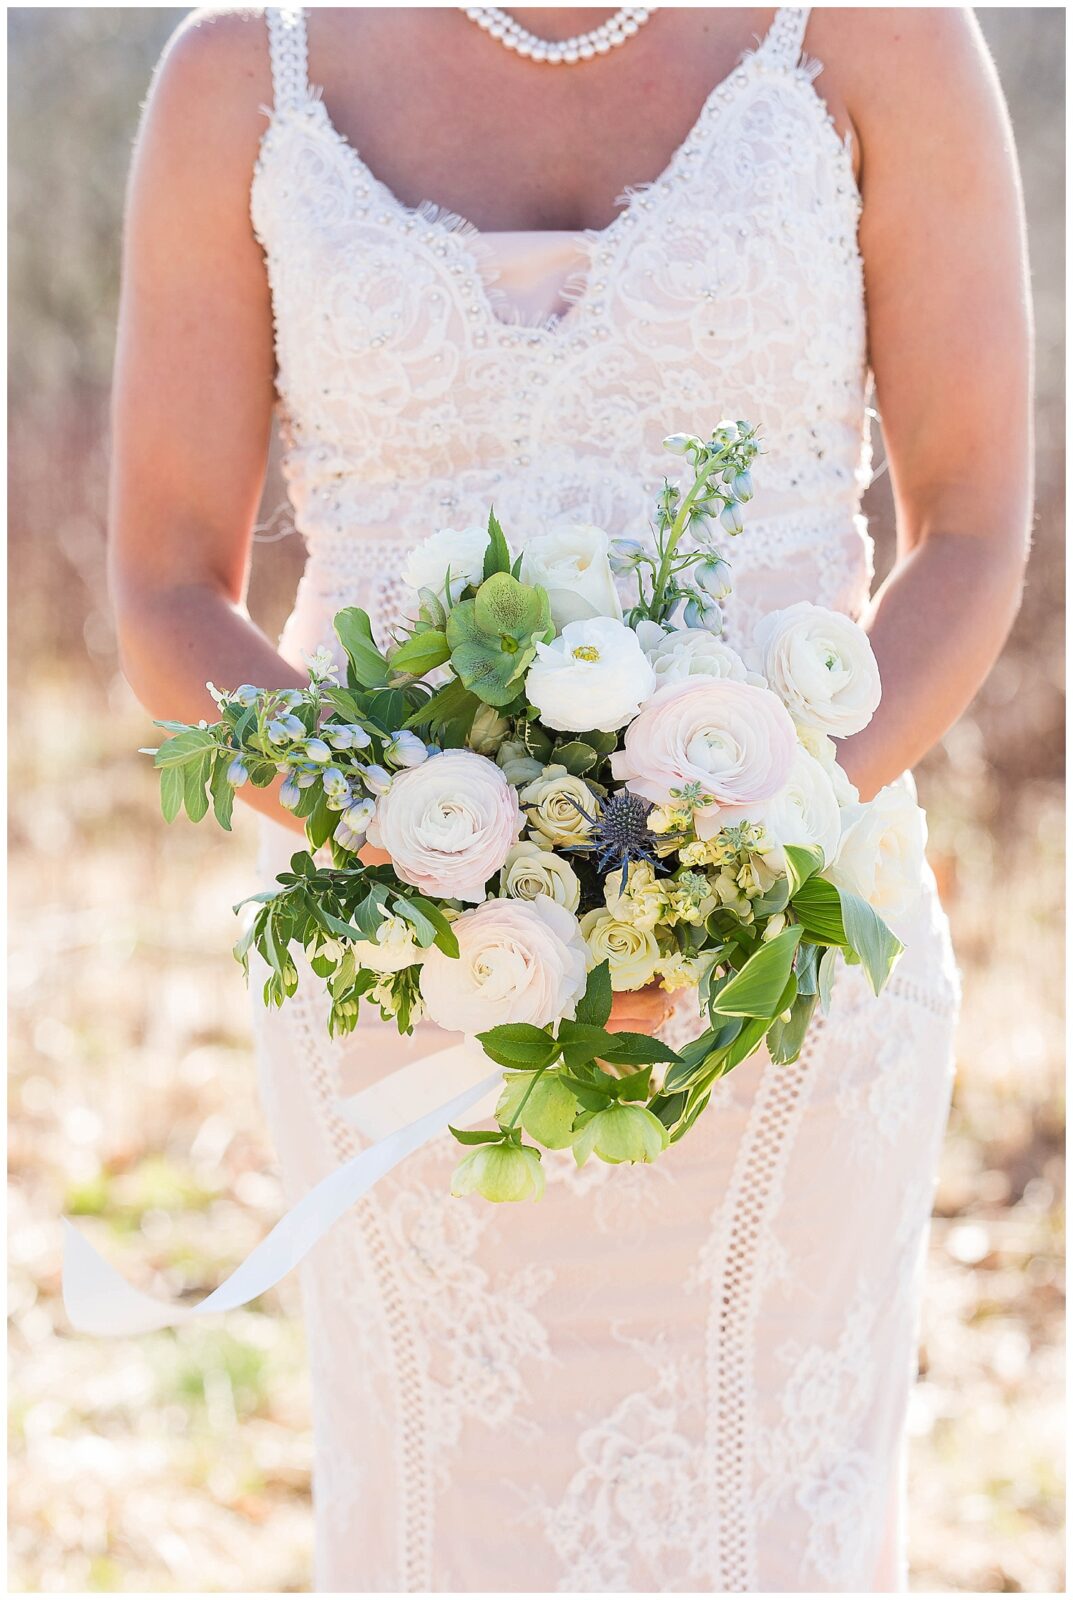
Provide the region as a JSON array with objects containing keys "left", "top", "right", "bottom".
[
  {"left": 609, "top": 678, "right": 797, "bottom": 839},
  {"left": 369, "top": 749, "right": 523, "bottom": 903},
  {"left": 419, "top": 894, "right": 589, "bottom": 1035}
]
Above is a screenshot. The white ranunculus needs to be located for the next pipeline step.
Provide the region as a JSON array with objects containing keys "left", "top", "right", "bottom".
[
  {"left": 500, "top": 841, "right": 582, "bottom": 913},
  {"left": 367, "top": 749, "right": 522, "bottom": 903},
  {"left": 795, "top": 723, "right": 861, "bottom": 807},
  {"left": 637, "top": 622, "right": 765, "bottom": 688},
  {"left": 400, "top": 525, "right": 489, "bottom": 604},
  {"left": 521, "top": 523, "right": 623, "bottom": 628},
  {"left": 753, "top": 602, "right": 882, "bottom": 737},
  {"left": 829, "top": 781, "right": 927, "bottom": 918},
  {"left": 420, "top": 894, "right": 588, "bottom": 1034},
  {"left": 352, "top": 910, "right": 427, "bottom": 974},
  {"left": 525, "top": 617, "right": 657, "bottom": 733},
  {"left": 745, "top": 746, "right": 843, "bottom": 872}
]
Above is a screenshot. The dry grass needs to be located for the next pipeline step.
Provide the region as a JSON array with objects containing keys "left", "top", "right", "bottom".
[{"left": 7, "top": 6, "right": 1065, "bottom": 1594}]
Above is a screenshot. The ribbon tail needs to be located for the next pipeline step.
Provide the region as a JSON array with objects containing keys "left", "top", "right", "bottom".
[{"left": 62, "top": 1066, "right": 503, "bottom": 1337}]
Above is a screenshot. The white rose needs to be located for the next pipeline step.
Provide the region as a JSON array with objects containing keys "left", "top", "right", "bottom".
[
  {"left": 637, "top": 622, "right": 765, "bottom": 688},
  {"left": 352, "top": 910, "right": 428, "bottom": 974},
  {"left": 518, "top": 764, "right": 598, "bottom": 849},
  {"left": 420, "top": 894, "right": 588, "bottom": 1034},
  {"left": 400, "top": 525, "right": 488, "bottom": 604},
  {"left": 578, "top": 907, "right": 663, "bottom": 992},
  {"left": 829, "top": 781, "right": 927, "bottom": 918},
  {"left": 745, "top": 746, "right": 842, "bottom": 872},
  {"left": 500, "top": 842, "right": 582, "bottom": 913},
  {"left": 521, "top": 523, "right": 623, "bottom": 628},
  {"left": 367, "top": 749, "right": 522, "bottom": 903},
  {"left": 753, "top": 602, "right": 881, "bottom": 737},
  {"left": 526, "top": 617, "right": 657, "bottom": 733}
]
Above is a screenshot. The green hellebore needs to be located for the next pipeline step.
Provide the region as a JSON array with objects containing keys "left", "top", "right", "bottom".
[
  {"left": 572, "top": 1102, "right": 671, "bottom": 1168},
  {"left": 495, "top": 1071, "right": 581, "bottom": 1151},
  {"left": 450, "top": 1141, "right": 546, "bottom": 1203}
]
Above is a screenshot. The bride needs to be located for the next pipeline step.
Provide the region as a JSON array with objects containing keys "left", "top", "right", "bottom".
[{"left": 108, "top": 6, "right": 1030, "bottom": 1591}]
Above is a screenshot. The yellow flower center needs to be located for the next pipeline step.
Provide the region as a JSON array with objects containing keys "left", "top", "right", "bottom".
[{"left": 571, "top": 645, "right": 601, "bottom": 662}]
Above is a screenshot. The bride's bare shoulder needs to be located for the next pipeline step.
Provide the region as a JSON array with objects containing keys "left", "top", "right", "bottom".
[
  {"left": 809, "top": 7, "right": 996, "bottom": 116},
  {"left": 138, "top": 7, "right": 273, "bottom": 170}
]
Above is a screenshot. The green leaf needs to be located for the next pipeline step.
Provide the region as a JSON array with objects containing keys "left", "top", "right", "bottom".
[
  {"left": 153, "top": 728, "right": 218, "bottom": 768},
  {"left": 784, "top": 842, "right": 826, "bottom": 896},
  {"left": 395, "top": 895, "right": 459, "bottom": 957},
  {"left": 389, "top": 629, "right": 450, "bottom": 678},
  {"left": 476, "top": 1023, "right": 560, "bottom": 1071},
  {"left": 598, "top": 1032, "right": 684, "bottom": 1067},
  {"left": 553, "top": 740, "right": 598, "bottom": 777},
  {"left": 334, "top": 607, "right": 390, "bottom": 688},
  {"left": 611, "top": 1065, "right": 654, "bottom": 1101},
  {"left": 483, "top": 507, "right": 512, "bottom": 581},
  {"left": 817, "top": 945, "right": 840, "bottom": 1012},
  {"left": 767, "top": 990, "right": 818, "bottom": 1065},
  {"left": 448, "top": 1125, "right": 509, "bottom": 1146},
  {"left": 159, "top": 762, "right": 184, "bottom": 824},
  {"left": 181, "top": 749, "right": 212, "bottom": 822},
  {"left": 209, "top": 755, "right": 235, "bottom": 830},
  {"left": 839, "top": 889, "right": 904, "bottom": 995},
  {"left": 710, "top": 925, "right": 804, "bottom": 1018},
  {"left": 556, "top": 1020, "right": 617, "bottom": 1070},
  {"left": 305, "top": 786, "right": 335, "bottom": 851},
  {"left": 791, "top": 875, "right": 846, "bottom": 944},
  {"left": 720, "top": 1012, "right": 771, "bottom": 1072},
  {"left": 574, "top": 961, "right": 613, "bottom": 1029}
]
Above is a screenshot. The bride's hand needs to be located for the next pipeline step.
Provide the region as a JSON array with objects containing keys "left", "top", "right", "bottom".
[{"left": 606, "top": 984, "right": 674, "bottom": 1039}]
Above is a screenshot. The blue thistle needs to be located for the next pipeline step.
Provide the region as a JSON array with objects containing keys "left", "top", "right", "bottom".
[{"left": 564, "top": 789, "right": 663, "bottom": 892}]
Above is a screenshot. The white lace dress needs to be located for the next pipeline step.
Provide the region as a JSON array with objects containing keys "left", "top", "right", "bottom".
[{"left": 248, "top": 7, "right": 961, "bottom": 1591}]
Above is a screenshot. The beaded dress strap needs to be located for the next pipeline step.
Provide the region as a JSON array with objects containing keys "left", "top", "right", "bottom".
[
  {"left": 265, "top": 5, "right": 310, "bottom": 115},
  {"left": 759, "top": 6, "right": 812, "bottom": 69}
]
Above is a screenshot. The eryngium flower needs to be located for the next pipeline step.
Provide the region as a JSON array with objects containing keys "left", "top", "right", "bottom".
[{"left": 566, "top": 788, "right": 661, "bottom": 891}]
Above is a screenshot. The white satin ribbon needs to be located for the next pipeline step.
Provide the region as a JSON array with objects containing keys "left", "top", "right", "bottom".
[{"left": 62, "top": 1044, "right": 503, "bottom": 1337}]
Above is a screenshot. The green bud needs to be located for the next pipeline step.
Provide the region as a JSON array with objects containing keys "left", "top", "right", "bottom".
[
  {"left": 450, "top": 1141, "right": 545, "bottom": 1203},
  {"left": 468, "top": 704, "right": 511, "bottom": 757},
  {"left": 571, "top": 1102, "right": 670, "bottom": 1168}
]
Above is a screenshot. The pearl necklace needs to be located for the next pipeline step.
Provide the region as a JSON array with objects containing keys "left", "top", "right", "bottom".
[{"left": 463, "top": 6, "right": 655, "bottom": 64}]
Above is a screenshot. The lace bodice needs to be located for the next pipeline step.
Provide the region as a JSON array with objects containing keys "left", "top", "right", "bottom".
[{"left": 250, "top": 4, "right": 874, "bottom": 656}]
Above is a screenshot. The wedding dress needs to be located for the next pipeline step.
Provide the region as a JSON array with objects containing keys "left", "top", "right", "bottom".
[{"left": 248, "top": 6, "right": 961, "bottom": 1591}]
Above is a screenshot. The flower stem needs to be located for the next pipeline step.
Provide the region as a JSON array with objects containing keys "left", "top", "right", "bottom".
[{"left": 648, "top": 448, "right": 729, "bottom": 623}]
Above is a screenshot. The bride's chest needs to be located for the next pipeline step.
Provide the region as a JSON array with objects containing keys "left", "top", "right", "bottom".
[{"left": 251, "top": 77, "right": 866, "bottom": 452}]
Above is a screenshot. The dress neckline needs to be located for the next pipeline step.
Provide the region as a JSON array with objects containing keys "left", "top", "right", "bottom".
[{"left": 256, "top": 7, "right": 856, "bottom": 344}]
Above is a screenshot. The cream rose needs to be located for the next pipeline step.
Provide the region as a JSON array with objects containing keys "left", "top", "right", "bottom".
[
  {"left": 400, "top": 525, "right": 488, "bottom": 604},
  {"left": 579, "top": 907, "right": 663, "bottom": 991},
  {"left": 795, "top": 723, "right": 861, "bottom": 807},
  {"left": 521, "top": 523, "right": 623, "bottom": 628},
  {"left": 745, "top": 746, "right": 843, "bottom": 872},
  {"left": 609, "top": 678, "right": 797, "bottom": 839},
  {"left": 635, "top": 621, "right": 763, "bottom": 688},
  {"left": 500, "top": 842, "right": 582, "bottom": 913},
  {"left": 518, "top": 764, "right": 598, "bottom": 849},
  {"left": 368, "top": 749, "right": 522, "bottom": 903},
  {"left": 829, "top": 781, "right": 927, "bottom": 918},
  {"left": 753, "top": 602, "right": 881, "bottom": 738},
  {"left": 351, "top": 910, "right": 428, "bottom": 974},
  {"left": 525, "top": 618, "right": 657, "bottom": 734},
  {"left": 420, "top": 894, "right": 588, "bottom": 1034}
]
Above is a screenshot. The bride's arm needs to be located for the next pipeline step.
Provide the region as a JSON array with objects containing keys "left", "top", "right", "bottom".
[
  {"left": 108, "top": 12, "right": 307, "bottom": 832},
  {"left": 827, "top": 8, "right": 1032, "bottom": 800}
]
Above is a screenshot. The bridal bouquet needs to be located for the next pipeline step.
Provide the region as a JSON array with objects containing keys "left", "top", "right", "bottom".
[{"left": 149, "top": 424, "right": 921, "bottom": 1202}]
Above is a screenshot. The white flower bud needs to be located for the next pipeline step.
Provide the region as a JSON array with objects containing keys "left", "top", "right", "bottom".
[
  {"left": 303, "top": 738, "right": 332, "bottom": 763},
  {"left": 732, "top": 470, "right": 754, "bottom": 502},
  {"left": 232, "top": 684, "right": 260, "bottom": 707},
  {"left": 720, "top": 502, "right": 745, "bottom": 536},
  {"left": 321, "top": 766, "right": 350, "bottom": 800},
  {"left": 662, "top": 432, "right": 699, "bottom": 456},
  {"left": 361, "top": 764, "right": 394, "bottom": 796},
  {"left": 342, "top": 798, "right": 376, "bottom": 834},
  {"left": 385, "top": 730, "right": 429, "bottom": 769},
  {"left": 279, "top": 776, "right": 302, "bottom": 810},
  {"left": 226, "top": 757, "right": 249, "bottom": 788},
  {"left": 695, "top": 557, "right": 733, "bottom": 600}
]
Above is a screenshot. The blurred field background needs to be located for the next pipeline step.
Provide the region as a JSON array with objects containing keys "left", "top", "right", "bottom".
[{"left": 7, "top": 7, "right": 1065, "bottom": 1593}]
